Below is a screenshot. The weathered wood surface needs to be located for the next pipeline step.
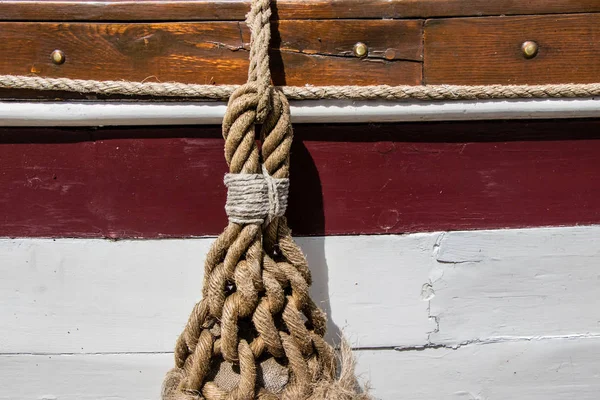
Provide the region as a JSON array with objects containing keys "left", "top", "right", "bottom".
[
  {"left": 425, "top": 14, "right": 600, "bottom": 84},
  {"left": 274, "top": 20, "right": 423, "bottom": 62},
  {"left": 4, "top": 14, "right": 600, "bottom": 92},
  {"left": 0, "top": 21, "right": 421, "bottom": 88},
  {"left": 1, "top": 120, "right": 600, "bottom": 237},
  {"left": 0, "top": 0, "right": 599, "bottom": 21},
  {"left": 430, "top": 229, "right": 600, "bottom": 345},
  {"left": 2, "top": 226, "right": 600, "bottom": 398}
]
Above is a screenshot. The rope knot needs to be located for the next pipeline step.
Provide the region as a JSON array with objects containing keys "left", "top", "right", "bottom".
[{"left": 224, "top": 165, "right": 289, "bottom": 225}]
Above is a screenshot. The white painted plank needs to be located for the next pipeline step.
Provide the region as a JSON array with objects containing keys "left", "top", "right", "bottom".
[
  {"left": 3, "top": 226, "right": 600, "bottom": 355},
  {"left": 0, "top": 235, "right": 435, "bottom": 353},
  {"left": 360, "top": 337, "right": 600, "bottom": 399},
  {"left": 0, "top": 353, "right": 169, "bottom": 400},
  {"left": 1, "top": 98, "right": 600, "bottom": 127},
  {"left": 429, "top": 226, "right": 600, "bottom": 345},
  {"left": 3, "top": 338, "right": 600, "bottom": 400}
]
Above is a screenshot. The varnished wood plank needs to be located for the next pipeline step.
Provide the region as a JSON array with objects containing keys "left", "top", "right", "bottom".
[
  {"left": 273, "top": 20, "right": 423, "bottom": 62},
  {"left": 0, "top": 0, "right": 600, "bottom": 21},
  {"left": 271, "top": 52, "right": 421, "bottom": 86},
  {"left": 1, "top": 120, "right": 600, "bottom": 238},
  {"left": 0, "top": 21, "right": 420, "bottom": 90},
  {"left": 424, "top": 14, "right": 600, "bottom": 84},
  {"left": 5, "top": 22, "right": 249, "bottom": 85}
]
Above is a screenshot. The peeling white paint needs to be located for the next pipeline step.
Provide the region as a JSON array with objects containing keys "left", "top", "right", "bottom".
[
  {"left": 419, "top": 282, "right": 435, "bottom": 301},
  {"left": 429, "top": 226, "right": 600, "bottom": 346}
]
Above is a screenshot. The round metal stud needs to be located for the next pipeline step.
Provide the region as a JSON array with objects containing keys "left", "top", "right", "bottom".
[
  {"left": 384, "top": 48, "right": 396, "bottom": 60},
  {"left": 521, "top": 41, "right": 539, "bottom": 59},
  {"left": 51, "top": 49, "right": 66, "bottom": 65},
  {"left": 353, "top": 42, "right": 368, "bottom": 58}
]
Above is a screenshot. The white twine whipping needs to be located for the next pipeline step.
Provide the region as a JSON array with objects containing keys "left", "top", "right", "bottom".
[{"left": 224, "top": 165, "right": 289, "bottom": 225}]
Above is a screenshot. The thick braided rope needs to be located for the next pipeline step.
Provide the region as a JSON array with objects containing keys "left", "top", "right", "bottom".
[
  {"left": 258, "top": 89, "right": 338, "bottom": 399},
  {"left": 245, "top": 0, "right": 272, "bottom": 121},
  {"left": 2, "top": 74, "right": 600, "bottom": 100},
  {"left": 162, "top": 0, "right": 344, "bottom": 398},
  {"left": 163, "top": 83, "right": 265, "bottom": 400}
]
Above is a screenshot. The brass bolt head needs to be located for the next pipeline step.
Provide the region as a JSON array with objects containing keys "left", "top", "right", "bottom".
[
  {"left": 353, "top": 42, "right": 368, "bottom": 58},
  {"left": 51, "top": 49, "right": 66, "bottom": 65},
  {"left": 521, "top": 41, "right": 539, "bottom": 59},
  {"left": 384, "top": 48, "right": 396, "bottom": 60}
]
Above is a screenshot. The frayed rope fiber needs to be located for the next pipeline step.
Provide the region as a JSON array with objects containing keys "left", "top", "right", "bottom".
[{"left": 161, "top": 0, "right": 369, "bottom": 398}]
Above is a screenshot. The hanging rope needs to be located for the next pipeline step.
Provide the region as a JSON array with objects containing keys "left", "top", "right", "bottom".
[
  {"left": 2, "top": 74, "right": 600, "bottom": 101},
  {"left": 162, "top": 0, "right": 367, "bottom": 399}
]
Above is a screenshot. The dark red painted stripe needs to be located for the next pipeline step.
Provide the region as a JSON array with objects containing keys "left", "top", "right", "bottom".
[{"left": 0, "top": 120, "right": 599, "bottom": 238}]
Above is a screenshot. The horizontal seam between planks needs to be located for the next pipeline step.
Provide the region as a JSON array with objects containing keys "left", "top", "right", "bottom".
[{"left": 6, "top": 335, "right": 600, "bottom": 356}]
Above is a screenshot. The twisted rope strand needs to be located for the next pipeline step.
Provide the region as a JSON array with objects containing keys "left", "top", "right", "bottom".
[
  {"left": 1, "top": 74, "right": 600, "bottom": 101},
  {"left": 245, "top": 0, "right": 272, "bottom": 121},
  {"left": 163, "top": 0, "right": 366, "bottom": 397}
]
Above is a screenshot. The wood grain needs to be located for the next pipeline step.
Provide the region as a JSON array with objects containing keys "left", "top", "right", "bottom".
[
  {"left": 425, "top": 14, "right": 600, "bottom": 84},
  {"left": 0, "top": 21, "right": 421, "bottom": 89},
  {"left": 0, "top": 0, "right": 599, "bottom": 21},
  {"left": 272, "top": 20, "right": 423, "bottom": 62},
  {"left": 1, "top": 120, "right": 600, "bottom": 237}
]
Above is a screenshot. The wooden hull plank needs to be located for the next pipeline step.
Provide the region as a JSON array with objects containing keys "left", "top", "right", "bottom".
[
  {"left": 3, "top": 228, "right": 600, "bottom": 398},
  {"left": 425, "top": 14, "right": 600, "bottom": 84},
  {"left": 0, "top": 21, "right": 421, "bottom": 89},
  {"left": 4, "top": 340, "right": 600, "bottom": 400},
  {"left": 0, "top": 120, "right": 599, "bottom": 237},
  {"left": 0, "top": 0, "right": 599, "bottom": 21},
  {"left": 2, "top": 227, "right": 600, "bottom": 353}
]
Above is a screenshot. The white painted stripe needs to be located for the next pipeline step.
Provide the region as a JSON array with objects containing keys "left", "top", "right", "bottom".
[
  {"left": 2, "top": 226, "right": 599, "bottom": 355},
  {"left": 0, "top": 98, "right": 599, "bottom": 126},
  {"left": 367, "top": 337, "right": 600, "bottom": 399},
  {"left": 0, "top": 235, "right": 435, "bottom": 353},
  {"left": 3, "top": 338, "right": 600, "bottom": 399},
  {"left": 429, "top": 228, "right": 600, "bottom": 346}
]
